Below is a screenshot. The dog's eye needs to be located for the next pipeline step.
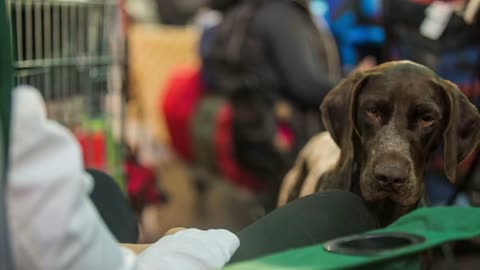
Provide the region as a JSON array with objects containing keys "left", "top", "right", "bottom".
[
  {"left": 366, "top": 106, "right": 379, "bottom": 119},
  {"left": 418, "top": 115, "right": 435, "bottom": 127}
]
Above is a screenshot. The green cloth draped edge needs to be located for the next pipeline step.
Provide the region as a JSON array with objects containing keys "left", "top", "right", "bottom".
[
  {"left": 0, "top": 0, "right": 11, "bottom": 162},
  {"left": 0, "top": 0, "right": 13, "bottom": 268},
  {"left": 226, "top": 207, "right": 480, "bottom": 270}
]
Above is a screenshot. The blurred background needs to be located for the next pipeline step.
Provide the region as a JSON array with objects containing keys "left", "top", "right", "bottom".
[{"left": 5, "top": 0, "right": 480, "bottom": 244}]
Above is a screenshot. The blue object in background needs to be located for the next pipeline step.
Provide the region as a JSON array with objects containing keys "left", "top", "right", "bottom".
[
  {"left": 311, "top": 0, "right": 384, "bottom": 73},
  {"left": 310, "top": 0, "right": 329, "bottom": 20},
  {"left": 425, "top": 174, "right": 456, "bottom": 206},
  {"left": 425, "top": 173, "right": 472, "bottom": 207}
]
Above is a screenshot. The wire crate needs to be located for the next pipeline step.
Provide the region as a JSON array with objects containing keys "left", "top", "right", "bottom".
[{"left": 7, "top": 0, "right": 126, "bottom": 187}]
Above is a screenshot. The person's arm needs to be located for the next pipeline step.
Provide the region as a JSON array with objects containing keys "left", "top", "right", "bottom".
[
  {"left": 255, "top": 3, "right": 339, "bottom": 107},
  {"left": 120, "top": 227, "right": 185, "bottom": 254},
  {"left": 121, "top": 244, "right": 150, "bottom": 255},
  {"left": 135, "top": 228, "right": 239, "bottom": 270},
  {"left": 120, "top": 226, "right": 239, "bottom": 269},
  {"left": 8, "top": 86, "right": 136, "bottom": 270},
  {"left": 8, "top": 86, "right": 239, "bottom": 270}
]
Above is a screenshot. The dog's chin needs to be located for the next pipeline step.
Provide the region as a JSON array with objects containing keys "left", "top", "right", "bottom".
[{"left": 359, "top": 177, "right": 422, "bottom": 207}]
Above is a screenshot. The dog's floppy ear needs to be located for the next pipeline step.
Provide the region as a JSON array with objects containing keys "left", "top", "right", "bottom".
[
  {"left": 320, "top": 71, "right": 375, "bottom": 190},
  {"left": 437, "top": 79, "right": 480, "bottom": 183},
  {"left": 321, "top": 71, "right": 367, "bottom": 147}
]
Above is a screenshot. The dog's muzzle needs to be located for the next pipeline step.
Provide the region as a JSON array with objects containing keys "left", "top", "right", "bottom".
[
  {"left": 373, "top": 152, "right": 411, "bottom": 192},
  {"left": 361, "top": 124, "right": 416, "bottom": 201}
]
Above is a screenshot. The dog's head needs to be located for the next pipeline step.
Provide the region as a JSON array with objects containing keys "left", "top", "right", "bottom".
[{"left": 321, "top": 61, "right": 480, "bottom": 220}]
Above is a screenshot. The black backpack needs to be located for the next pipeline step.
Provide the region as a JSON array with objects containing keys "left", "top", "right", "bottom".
[{"left": 205, "top": 0, "right": 290, "bottom": 179}]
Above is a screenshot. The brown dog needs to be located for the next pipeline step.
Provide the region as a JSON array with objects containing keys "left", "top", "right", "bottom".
[{"left": 279, "top": 61, "right": 480, "bottom": 226}]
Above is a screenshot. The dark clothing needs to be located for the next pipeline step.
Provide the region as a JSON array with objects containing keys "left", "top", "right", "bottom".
[
  {"left": 201, "top": 0, "right": 340, "bottom": 108},
  {"left": 231, "top": 191, "right": 378, "bottom": 262},
  {"left": 201, "top": 0, "right": 340, "bottom": 210},
  {"left": 252, "top": 0, "right": 339, "bottom": 107},
  {"left": 208, "top": 0, "right": 239, "bottom": 11},
  {"left": 88, "top": 169, "right": 139, "bottom": 243}
]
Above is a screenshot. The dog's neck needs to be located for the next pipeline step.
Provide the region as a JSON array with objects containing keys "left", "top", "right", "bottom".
[{"left": 365, "top": 199, "right": 416, "bottom": 227}]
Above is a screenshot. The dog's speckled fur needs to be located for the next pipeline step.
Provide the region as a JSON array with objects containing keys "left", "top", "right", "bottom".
[{"left": 279, "top": 61, "right": 480, "bottom": 226}]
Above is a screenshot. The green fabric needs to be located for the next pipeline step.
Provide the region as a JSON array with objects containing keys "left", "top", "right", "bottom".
[
  {"left": 106, "top": 128, "right": 125, "bottom": 191},
  {"left": 0, "top": 0, "right": 13, "bottom": 268},
  {"left": 225, "top": 207, "right": 480, "bottom": 270},
  {"left": 0, "top": 0, "right": 12, "bottom": 166},
  {"left": 231, "top": 191, "right": 378, "bottom": 263},
  {"left": 83, "top": 118, "right": 125, "bottom": 191},
  {"left": 191, "top": 96, "right": 226, "bottom": 173}
]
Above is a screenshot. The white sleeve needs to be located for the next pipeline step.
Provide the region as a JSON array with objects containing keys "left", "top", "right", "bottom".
[
  {"left": 136, "top": 228, "right": 240, "bottom": 270},
  {"left": 8, "top": 86, "right": 136, "bottom": 270},
  {"left": 7, "top": 86, "right": 240, "bottom": 270}
]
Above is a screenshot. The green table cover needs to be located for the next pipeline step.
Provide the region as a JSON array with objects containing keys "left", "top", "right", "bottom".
[{"left": 226, "top": 207, "right": 480, "bottom": 270}]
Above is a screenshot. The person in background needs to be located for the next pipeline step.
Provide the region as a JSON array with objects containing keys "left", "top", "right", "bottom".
[{"left": 200, "top": 0, "right": 374, "bottom": 210}]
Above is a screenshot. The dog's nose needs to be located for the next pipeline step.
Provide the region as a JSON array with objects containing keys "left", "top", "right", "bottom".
[{"left": 374, "top": 165, "right": 409, "bottom": 189}]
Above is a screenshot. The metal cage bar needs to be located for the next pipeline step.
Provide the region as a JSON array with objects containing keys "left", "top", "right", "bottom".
[{"left": 7, "top": 0, "right": 125, "bottom": 184}]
